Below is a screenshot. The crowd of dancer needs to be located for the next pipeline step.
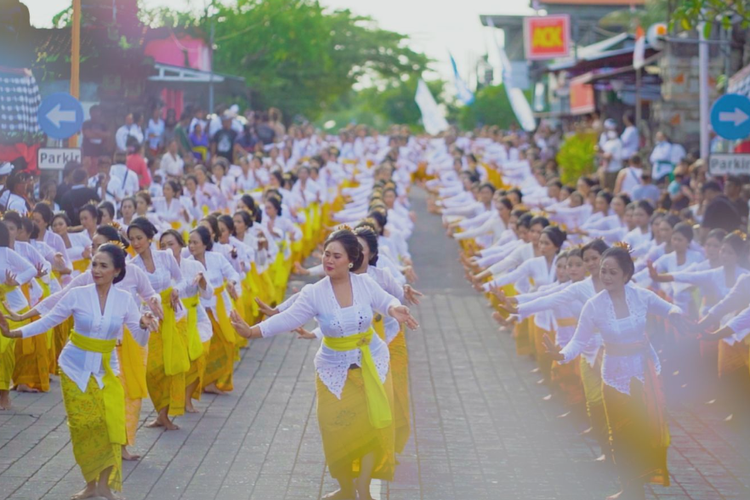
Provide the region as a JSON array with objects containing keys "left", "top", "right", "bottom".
[
  {"left": 426, "top": 127, "right": 750, "bottom": 500},
  {"left": 0, "top": 121, "right": 423, "bottom": 500}
]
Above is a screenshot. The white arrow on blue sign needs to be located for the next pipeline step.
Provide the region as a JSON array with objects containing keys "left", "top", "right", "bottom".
[
  {"left": 710, "top": 93, "right": 750, "bottom": 141},
  {"left": 37, "top": 92, "right": 84, "bottom": 140}
]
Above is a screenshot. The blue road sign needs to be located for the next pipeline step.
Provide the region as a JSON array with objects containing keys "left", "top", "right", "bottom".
[
  {"left": 710, "top": 93, "right": 750, "bottom": 141},
  {"left": 37, "top": 92, "right": 84, "bottom": 140}
]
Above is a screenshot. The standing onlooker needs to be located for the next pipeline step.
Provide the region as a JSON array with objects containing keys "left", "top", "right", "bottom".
[
  {"left": 146, "top": 107, "right": 165, "bottom": 158},
  {"left": 115, "top": 112, "right": 144, "bottom": 152},
  {"left": 59, "top": 168, "right": 100, "bottom": 225},
  {"left": 173, "top": 111, "right": 192, "bottom": 158},
  {"left": 256, "top": 112, "right": 276, "bottom": 146},
  {"left": 632, "top": 170, "right": 660, "bottom": 207},
  {"left": 211, "top": 115, "right": 237, "bottom": 162},
  {"left": 620, "top": 112, "right": 639, "bottom": 159},
  {"left": 189, "top": 123, "right": 209, "bottom": 162},
  {"left": 268, "top": 107, "right": 286, "bottom": 139},
  {"left": 599, "top": 127, "right": 623, "bottom": 191},
  {"left": 81, "top": 104, "right": 109, "bottom": 176},
  {"left": 699, "top": 180, "right": 741, "bottom": 240},
  {"left": 160, "top": 140, "right": 184, "bottom": 179},
  {"left": 614, "top": 154, "right": 643, "bottom": 196},
  {"left": 649, "top": 131, "right": 685, "bottom": 182},
  {"left": 110, "top": 151, "right": 139, "bottom": 198},
  {"left": 54, "top": 160, "right": 81, "bottom": 205},
  {"left": 724, "top": 175, "right": 749, "bottom": 227},
  {"left": 125, "top": 137, "right": 151, "bottom": 189}
]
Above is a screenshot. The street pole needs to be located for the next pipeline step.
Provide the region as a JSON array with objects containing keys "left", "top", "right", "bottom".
[
  {"left": 635, "top": 67, "right": 642, "bottom": 128},
  {"left": 69, "top": 0, "right": 81, "bottom": 147},
  {"left": 699, "top": 20, "right": 709, "bottom": 160},
  {"left": 208, "top": 1, "right": 215, "bottom": 114}
]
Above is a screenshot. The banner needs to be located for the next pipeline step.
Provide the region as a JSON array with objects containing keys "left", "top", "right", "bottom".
[
  {"left": 487, "top": 18, "right": 537, "bottom": 132},
  {"left": 633, "top": 25, "right": 645, "bottom": 69},
  {"left": 449, "top": 52, "right": 475, "bottom": 105},
  {"left": 415, "top": 79, "right": 449, "bottom": 136},
  {"left": 524, "top": 15, "right": 571, "bottom": 61}
]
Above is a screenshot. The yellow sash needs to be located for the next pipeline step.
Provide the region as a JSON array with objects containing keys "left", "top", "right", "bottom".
[
  {"left": 69, "top": 331, "right": 126, "bottom": 445},
  {"left": 214, "top": 284, "right": 237, "bottom": 344},
  {"left": 120, "top": 328, "right": 147, "bottom": 399},
  {"left": 159, "top": 288, "right": 190, "bottom": 376},
  {"left": 0, "top": 284, "right": 20, "bottom": 353},
  {"left": 323, "top": 328, "right": 392, "bottom": 429},
  {"left": 183, "top": 295, "right": 204, "bottom": 361},
  {"left": 557, "top": 317, "right": 578, "bottom": 328}
]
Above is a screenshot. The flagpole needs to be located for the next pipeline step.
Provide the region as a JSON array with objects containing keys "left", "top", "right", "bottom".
[{"left": 635, "top": 67, "right": 642, "bottom": 128}]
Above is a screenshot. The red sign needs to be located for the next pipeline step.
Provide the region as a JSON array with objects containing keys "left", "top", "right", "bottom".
[
  {"left": 524, "top": 15, "right": 571, "bottom": 60},
  {"left": 570, "top": 75, "right": 595, "bottom": 115}
]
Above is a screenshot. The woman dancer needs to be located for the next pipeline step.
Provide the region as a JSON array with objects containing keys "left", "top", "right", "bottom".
[
  {"left": 230, "top": 229, "right": 418, "bottom": 500},
  {"left": 0, "top": 244, "right": 157, "bottom": 500}
]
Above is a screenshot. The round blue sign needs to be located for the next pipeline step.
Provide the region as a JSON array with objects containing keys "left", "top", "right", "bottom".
[
  {"left": 37, "top": 92, "right": 85, "bottom": 140},
  {"left": 710, "top": 93, "right": 750, "bottom": 141}
]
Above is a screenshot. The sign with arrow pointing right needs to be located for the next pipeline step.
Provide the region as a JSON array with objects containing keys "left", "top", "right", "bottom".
[
  {"left": 37, "top": 92, "right": 84, "bottom": 140},
  {"left": 710, "top": 93, "right": 750, "bottom": 141}
]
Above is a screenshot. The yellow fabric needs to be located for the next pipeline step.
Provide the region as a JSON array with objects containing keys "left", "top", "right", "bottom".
[
  {"left": 159, "top": 288, "right": 190, "bottom": 376},
  {"left": 183, "top": 295, "right": 204, "bottom": 361},
  {"left": 0, "top": 284, "right": 17, "bottom": 355},
  {"left": 204, "top": 311, "right": 234, "bottom": 392},
  {"left": 69, "top": 331, "right": 126, "bottom": 445},
  {"left": 72, "top": 258, "right": 90, "bottom": 274},
  {"left": 213, "top": 284, "right": 237, "bottom": 344},
  {"left": 61, "top": 372, "right": 122, "bottom": 491},
  {"left": 146, "top": 324, "right": 186, "bottom": 416},
  {"left": 119, "top": 328, "right": 148, "bottom": 399},
  {"left": 323, "top": 328, "right": 392, "bottom": 429}
]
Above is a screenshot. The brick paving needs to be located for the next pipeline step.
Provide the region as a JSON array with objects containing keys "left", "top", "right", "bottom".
[{"left": 1, "top": 188, "right": 749, "bottom": 499}]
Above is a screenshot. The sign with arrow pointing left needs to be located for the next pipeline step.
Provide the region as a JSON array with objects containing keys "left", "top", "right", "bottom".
[
  {"left": 37, "top": 92, "right": 84, "bottom": 140},
  {"left": 710, "top": 93, "right": 750, "bottom": 141}
]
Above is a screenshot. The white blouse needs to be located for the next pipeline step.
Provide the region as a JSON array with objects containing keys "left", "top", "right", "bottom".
[
  {"left": 129, "top": 249, "right": 186, "bottom": 319},
  {"left": 259, "top": 273, "right": 400, "bottom": 398},
  {"left": 178, "top": 258, "right": 214, "bottom": 342},
  {"left": 0, "top": 247, "right": 36, "bottom": 312},
  {"left": 19, "top": 285, "right": 148, "bottom": 392},
  {"left": 560, "top": 284, "right": 681, "bottom": 395},
  {"left": 187, "top": 251, "right": 239, "bottom": 315}
]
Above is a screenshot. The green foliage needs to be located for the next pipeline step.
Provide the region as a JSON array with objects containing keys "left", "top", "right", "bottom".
[
  {"left": 599, "top": 0, "right": 668, "bottom": 29},
  {"left": 144, "top": 0, "right": 430, "bottom": 121},
  {"left": 457, "top": 84, "right": 517, "bottom": 130},
  {"left": 556, "top": 132, "right": 598, "bottom": 185},
  {"left": 670, "top": 0, "right": 750, "bottom": 36}
]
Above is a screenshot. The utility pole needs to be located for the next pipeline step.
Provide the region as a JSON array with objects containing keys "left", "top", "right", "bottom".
[
  {"left": 69, "top": 0, "right": 81, "bottom": 147},
  {"left": 699, "top": 17, "right": 709, "bottom": 160}
]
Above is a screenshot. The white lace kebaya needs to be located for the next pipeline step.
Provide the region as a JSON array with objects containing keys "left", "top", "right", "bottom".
[
  {"left": 258, "top": 273, "right": 401, "bottom": 399},
  {"left": 559, "top": 283, "right": 682, "bottom": 395}
]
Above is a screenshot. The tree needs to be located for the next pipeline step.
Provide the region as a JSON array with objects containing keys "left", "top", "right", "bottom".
[
  {"left": 670, "top": 0, "right": 750, "bottom": 36},
  {"left": 144, "top": 0, "right": 430, "bottom": 121},
  {"left": 458, "top": 84, "right": 518, "bottom": 131}
]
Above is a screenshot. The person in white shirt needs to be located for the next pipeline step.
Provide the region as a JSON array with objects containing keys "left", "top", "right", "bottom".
[
  {"left": 160, "top": 140, "right": 184, "bottom": 178},
  {"left": 109, "top": 151, "right": 139, "bottom": 199},
  {"left": 146, "top": 108, "right": 165, "bottom": 156},
  {"left": 620, "top": 113, "right": 639, "bottom": 159},
  {"left": 599, "top": 129, "right": 623, "bottom": 191},
  {"left": 649, "top": 131, "right": 685, "bottom": 182},
  {"left": 115, "top": 113, "right": 144, "bottom": 152},
  {"left": 599, "top": 118, "right": 617, "bottom": 149}
]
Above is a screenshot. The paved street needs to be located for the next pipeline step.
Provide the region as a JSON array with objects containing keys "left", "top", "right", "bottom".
[{"left": 1, "top": 188, "right": 749, "bottom": 500}]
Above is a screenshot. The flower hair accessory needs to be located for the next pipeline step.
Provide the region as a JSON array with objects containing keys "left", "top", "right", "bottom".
[
  {"left": 733, "top": 229, "right": 747, "bottom": 241},
  {"left": 337, "top": 224, "right": 353, "bottom": 232},
  {"left": 108, "top": 221, "right": 121, "bottom": 230},
  {"left": 613, "top": 241, "right": 633, "bottom": 253},
  {"left": 105, "top": 240, "right": 126, "bottom": 251}
]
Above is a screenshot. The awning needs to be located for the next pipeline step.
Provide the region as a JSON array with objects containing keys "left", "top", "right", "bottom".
[
  {"left": 729, "top": 62, "right": 750, "bottom": 98},
  {"left": 148, "top": 63, "right": 244, "bottom": 84}
]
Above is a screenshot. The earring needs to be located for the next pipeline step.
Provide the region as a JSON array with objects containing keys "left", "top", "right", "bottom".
[{"left": 348, "top": 263, "right": 353, "bottom": 269}]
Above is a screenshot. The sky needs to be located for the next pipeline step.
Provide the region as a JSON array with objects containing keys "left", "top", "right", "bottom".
[{"left": 27, "top": 0, "right": 536, "bottom": 87}]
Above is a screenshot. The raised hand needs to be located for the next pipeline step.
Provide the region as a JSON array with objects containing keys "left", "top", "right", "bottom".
[
  {"left": 140, "top": 312, "right": 160, "bottom": 331},
  {"left": 389, "top": 305, "right": 419, "bottom": 331},
  {"left": 541, "top": 334, "right": 564, "bottom": 361},
  {"left": 227, "top": 283, "right": 239, "bottom": 302},
  {"left": 294, "top": 262, "right": 311, "bottom": 276},
  {"left": 170, "top": 289, "right": 183, "bottom": 312},
  {"left": 2, "top": 301, "right": 23, "bottom": 323},
  {"left": 147, "top": 296, "right": 164, "bottom": 321},
  {"left": 4, "top": 270, "right": 19, "bottom": 287},
  {"left": 255, "top": 297, "right": 278, "bottom": 317},
  {"left": 193, "top": 272, "right": 208, "bottom": 291},
  {"left": 294, "top": 326, "right": 317, "bottom": 340},
  {"left": 35, "top": 262, "right": 48, "bottom": 279},
  {"left": 403, "top": 285, "right": 423, "bottom": 305},
  {"left": 230, "top": 310, "right": 258, "bottom": 339}
]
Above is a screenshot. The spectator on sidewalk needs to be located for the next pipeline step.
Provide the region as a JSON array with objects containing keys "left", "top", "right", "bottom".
[
  {"left": 146, "top": 107, "right": 165, "bottom": 158},
  {"left": 160, "top": 139, "right": 185, "bottom": 179},
  {"left": 59, "top": 167, "right": 100, "bottom": 225},
  {"left": 125, "top": 136, "right": 151, "bottom": 189},
  {"left": 700, "top": 180, "right": 741, "bottom": 240},
  {"left": 115, "top": 112, "right": 144, "bottom": 152},
  {"left": 81, "top": 104, "right": 109, "bottom": 175}
]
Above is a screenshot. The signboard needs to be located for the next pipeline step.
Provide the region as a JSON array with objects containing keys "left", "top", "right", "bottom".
[
  {"left": 524, "top": 15, "right": 571, "bottom": 61},
  {"left": 709, "top": 154, "right": 750, "bottom": 175},
  {"left": 37, "top": 92, "right": 84, "bottom": 140},
  {"left": 569, "top": 75, "right": 595, "bottom": 115},
  {"left": 710, "top": 93, "right": 750, "bottom": 141},
  {"left": 38, "top": 148, "right": 81, "bottom": 171}
]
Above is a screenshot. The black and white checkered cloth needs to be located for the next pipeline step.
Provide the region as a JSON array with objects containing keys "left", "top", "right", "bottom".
[{"left": 0, "top": 70, "right": 43, "bottom": 145}]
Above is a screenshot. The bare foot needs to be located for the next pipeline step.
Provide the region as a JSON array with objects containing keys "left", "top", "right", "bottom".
[
  {"left": 15, "top": 384, "right": 40, "bottom": 393},
  {"left": 321, "top": 489, "right": 355, "bottom": 500},
  {"left": 0, "top": 391, "right": 12, "bottom": 410},
  {"left": 71, "top": 483, "right": 98, "bottom": 499},
  {"left": 145, "top": 418, "right": 164, "bottom": 428},
  {"left": 357, "top": 490, "right": 374, "bottom": 500},
  {"left": 163, "top": 419, "right": 180, "bottom": 431},
  {"left": 121, "top": 447, "right": 140, "bottom": 461},
  {"left": 96, "top": 485, "right": 123, "bottom": 500},
  {"left": 185, "top": 401, "right": 199, "bottom": 414},
  {"left": 147, "top": 414, "right": 179, "bottom": 430},
  {"left": 203, "top": 383, "right": 225, "bottom": 395}
]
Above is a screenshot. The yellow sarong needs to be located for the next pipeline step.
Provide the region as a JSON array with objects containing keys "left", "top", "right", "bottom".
[
  {"left": 159, "top": 288, "right": 190, "bottom": 376},
  {"left": 323, "top": 328, "right": 392, "bottom": 429},
  {"left": 69, "top": 331, "right": 126, "bottom": 445},
  {"left": 183, "top": 295, "right": 204, "bottom": 361}
]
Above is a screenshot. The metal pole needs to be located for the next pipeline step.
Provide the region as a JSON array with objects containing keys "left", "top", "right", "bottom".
[
  {"left": 635, "top": 67, "right": 642, "bottom": 128},
  {"left": 208, "top": 1, "right": 215, "bottom": 114},
  {"left": 699, "top": 20, "right": 709, "bottom": 160},
  {"left": 69, "top": 0, "right": 81, "bottom": 147}
]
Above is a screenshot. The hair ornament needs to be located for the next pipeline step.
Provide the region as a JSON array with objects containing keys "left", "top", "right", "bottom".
[
  {"left": 108, "top": 221, "right": 121, "bottom": 230},
  {"left": 612, "top": 241, "right": 633, "bottom": 253},
  {"left": 105, "top": 240, "right": 126, "bottom": 251},
  {"left": 732, "top": 229, "right": 747, "bottom": 241}
]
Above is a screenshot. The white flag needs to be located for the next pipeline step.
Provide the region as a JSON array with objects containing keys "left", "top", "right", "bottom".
[
  {"left": 415, "top": 79, "right": 449, "bottom": 136},
  {"left": 633, "top": 25, "right": 646, "bottom": 69},
  {"left": 450, "top": 52, "right": 475, "bottom": 105}
]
